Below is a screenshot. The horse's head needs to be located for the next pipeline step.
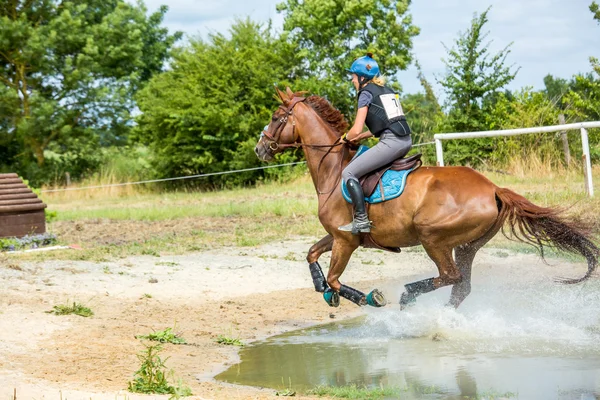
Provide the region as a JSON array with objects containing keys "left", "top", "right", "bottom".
[{"left": 255, "top": 87, "right": 306, "bottom": 162}]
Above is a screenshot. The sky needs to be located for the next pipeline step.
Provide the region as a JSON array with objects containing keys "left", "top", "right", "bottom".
[{"left": 141, "top": 0, "right": 600, "bottom": 100}]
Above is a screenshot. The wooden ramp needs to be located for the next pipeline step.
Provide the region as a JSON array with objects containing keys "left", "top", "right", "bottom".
[{"left": 0, "top": 173, "right": 47, "bottom": 238}]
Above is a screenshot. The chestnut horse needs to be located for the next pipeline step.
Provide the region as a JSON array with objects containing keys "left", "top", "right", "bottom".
[{"left": 255, "top": 87, "right": 599, "bottom": 308}]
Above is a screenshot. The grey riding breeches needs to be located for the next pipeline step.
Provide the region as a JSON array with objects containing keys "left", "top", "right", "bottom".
[{"left": 342, "top": 131, "right": 413, "bottom": 183}]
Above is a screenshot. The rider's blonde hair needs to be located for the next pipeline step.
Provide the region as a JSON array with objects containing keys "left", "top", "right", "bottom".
[{"left": 371, "top": 76, "right": 386, "bottom": 86}]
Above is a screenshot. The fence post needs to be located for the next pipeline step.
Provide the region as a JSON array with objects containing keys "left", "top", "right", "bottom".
[
  {"left": 558, "top": 114, "right": 570, "bottom": 165},
  {"left": 435, "top": 138, "right": 444, "bottom": 166},
  {"left": 581, "top": 128, "right": 594, "bottom": 197}
]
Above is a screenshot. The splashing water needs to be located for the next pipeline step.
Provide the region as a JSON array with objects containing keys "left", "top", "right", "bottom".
[{"left": 216, "top": 270, "right": 600, "bottom": 399}]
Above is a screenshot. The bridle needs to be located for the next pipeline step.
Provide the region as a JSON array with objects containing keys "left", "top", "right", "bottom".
[
  {"left": 261, "top": 96, "right": 346, "bottom": 155},
  {"left": 260, "top": 96, "right": 306, "bottom": 153},
  {"left": 260, "top": 96, "right": 349, "bottom": 198}
]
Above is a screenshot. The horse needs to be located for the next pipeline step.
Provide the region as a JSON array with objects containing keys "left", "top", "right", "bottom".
[{"left": 254, "top": 87, "right": 599, "bottom": 309}]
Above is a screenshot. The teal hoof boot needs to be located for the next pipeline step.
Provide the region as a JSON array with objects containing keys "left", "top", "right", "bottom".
[
  {"left": 366, "top": 289, "right": 387, "bottom": 307},
  {"left": 323, "top": 288, "right": 340, "bottom": 307},
  {"left": 399, "top": 291, "right": 417, "bottom": 310}
]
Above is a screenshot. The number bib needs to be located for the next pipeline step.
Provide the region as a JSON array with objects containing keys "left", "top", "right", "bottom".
[{"left": 380, "top": 93, "right": 404, "bottom": 120}]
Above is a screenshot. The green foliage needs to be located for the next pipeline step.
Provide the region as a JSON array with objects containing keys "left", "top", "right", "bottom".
[
  {"left": 307, "top": 385, "right": 404, "bottom": 399},
  {"left": 438, "top": 6, "right": 519, "bottom": 133},
  {"left": 45, "top": 209, "right": 58, "bottom": 223},
  {"left": 563, "top": 72, "right": 600, "bottom": 122},
  {"left": 134, "top": 19, "right": 303, "bottom": 188},
  {"left": 0, "top": 238, "right": 20, "bottom": 251},
  {"left": 401, "top": 60, "right": 444, "bottom": 145},
  {"left": 484, "top": 89, "right": 563, "bottom": 166},
  {"left": 136, "top": 327, "right": 186, "bottom": 344},
  {"left": 128, "top": 344, "right": 192, "bottom": 397},
  {"left": 0, "top": 0, "right": 180, "bottom": 185},
  {"left": 216, "top": 335, "right": 244, "bottom": 346},
  {"left": 592, "top": 2, "right": 600, "bottom": 22},
  {"left": 277, "top": 0, "right": 419, "bottom": 115},
  {"left": 47, "top": 302, "right": 94, "bottom": 317}
]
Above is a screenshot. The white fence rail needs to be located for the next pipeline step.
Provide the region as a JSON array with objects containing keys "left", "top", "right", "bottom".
[{"left": 434, "top": 121, "right": 600, "bottom": 197}]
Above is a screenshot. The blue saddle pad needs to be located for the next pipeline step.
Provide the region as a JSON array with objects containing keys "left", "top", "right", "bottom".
[{"left": 341, "top": 145, "right": 416, "bottom": 204}]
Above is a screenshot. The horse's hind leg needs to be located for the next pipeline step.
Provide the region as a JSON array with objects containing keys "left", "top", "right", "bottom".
[
  {"left": 400, "top": 245, "right": 461, "bottom": 308},
  {"left": 449, "top": 221, "right": 502, "bottom": 308},
  {"left": 448, "top": 245, "right": 477, "bottom": 308},
  {"left": 306, "top": 234, "right": 334, "bottom": 293}
]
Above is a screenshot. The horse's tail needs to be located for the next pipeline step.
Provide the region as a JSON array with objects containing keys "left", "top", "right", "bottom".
[{"left": 494, "top": 187, "right": 599, "bottom": 284}]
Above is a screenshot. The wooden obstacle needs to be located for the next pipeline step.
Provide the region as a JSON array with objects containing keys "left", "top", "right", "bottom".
[{"left": 0, "top": 173, "right": 47, "bottom": 238}]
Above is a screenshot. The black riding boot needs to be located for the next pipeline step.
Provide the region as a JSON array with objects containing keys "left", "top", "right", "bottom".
[{"left": 339, "top": 178, "right": 371, "bottom": 234}]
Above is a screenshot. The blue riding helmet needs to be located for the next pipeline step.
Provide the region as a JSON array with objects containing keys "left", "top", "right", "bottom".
[{"left": 347, "top": 54, "right": 380, "bottom": 79}]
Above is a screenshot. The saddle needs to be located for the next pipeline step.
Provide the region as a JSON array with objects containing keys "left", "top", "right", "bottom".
[{"left": 359, "top": 153, "right": 422, "bottom": 197}]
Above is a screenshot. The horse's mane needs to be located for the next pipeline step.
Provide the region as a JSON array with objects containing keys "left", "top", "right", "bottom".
[
  {"left": 276, "top": 88, "right": 348, "bottom": 136},
  {"left": 305, "top": 95, "right": 349, "bottom": 136}
]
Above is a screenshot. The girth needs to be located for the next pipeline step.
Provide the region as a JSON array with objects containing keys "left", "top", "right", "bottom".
[{"left": 359, "top": 153, "right": 422, "bottom": 197}]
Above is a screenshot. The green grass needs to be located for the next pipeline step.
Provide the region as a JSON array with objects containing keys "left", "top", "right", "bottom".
[
  {"left": 128, "top": 343, "right": 192, "bottom": 397},
  {"left": 307, "top": 385, "right": 403, "bottom": 399},
  {"left": 47, "top": 179, "right": 318, "bottom": 222},
  {"left": 47, "top": 302, "right": 94, "bottom": 317},
  {"left": 27, "top": 167, "right": 600, "bottom": 262},
  {"left": 136, "top": 327, "right": 186, "bottom": 344},
  {"left": 306, "top": 385, "right": 517, "bottom": 399},
  {"left": 215, "top": 335, "right": 244, "bottom": 346}
]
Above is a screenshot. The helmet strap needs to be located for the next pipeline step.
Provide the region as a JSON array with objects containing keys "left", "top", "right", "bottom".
[{"left": 358, "top": 76, "right": 370, "bottom": 88}]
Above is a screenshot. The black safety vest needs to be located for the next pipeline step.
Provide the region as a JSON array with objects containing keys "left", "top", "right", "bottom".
[{"left": 358, "top": 83, "right": 409, "bottom": 137}]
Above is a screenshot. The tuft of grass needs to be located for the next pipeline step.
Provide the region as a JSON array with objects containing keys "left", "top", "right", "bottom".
[
  {"left": 141, "top": 249, "right": 161, "bottom": 257},
  {"left": 275, "top": 388, "right": 296, "bottom": 397},
  {"left": 216, "top": 335, "right": 244, "bottom": 347},
  {"left": 276, "top": 377, "right": 296, "bottom": 397},
  {"left": 47, "top": 302, "right": 93, "bottom": 317},
  {"left": 5, "top": 263, "right": 23, "bottom": 271},
  {"left": 128, "top": 343, "right": 192, "bottom": 398},
  {"left": 156, "top": 261, "right": 180, "bottom": 267},
  {"left": 307, "top": 385, "right": 401, "bottom": 399},
  {"left": 136, "top": 327, "right": 186, "bottom": 344},
  {"left": 474, "top": 390, "right": 518, "bottom": 399}
]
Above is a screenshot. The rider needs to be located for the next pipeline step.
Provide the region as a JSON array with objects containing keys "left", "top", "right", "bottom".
[{"left": 339, "top": 53, "right": 413, "bottom": 234}]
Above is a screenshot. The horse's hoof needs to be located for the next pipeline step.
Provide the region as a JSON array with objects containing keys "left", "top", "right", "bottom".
[
  {"left": 366, "top": 289, "right": 387, "bottom": 307},
  {"left": 399, "top": 291, "right": 416, "bottom": 309},
  {"left": 323, "top": 288, "right": 340, "bottom": 307}
]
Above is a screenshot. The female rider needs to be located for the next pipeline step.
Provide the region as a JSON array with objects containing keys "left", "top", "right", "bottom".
[{"left": 339, "top": 53, "right": 413, "bottom": 234}]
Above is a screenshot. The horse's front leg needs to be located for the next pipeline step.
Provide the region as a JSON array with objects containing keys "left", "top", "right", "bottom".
[
  {"left": 306, "top": 234, "right": 334, "bottom": 293},
  {"left": 322, "top": 239, "right": 387, "bottom": 308}
]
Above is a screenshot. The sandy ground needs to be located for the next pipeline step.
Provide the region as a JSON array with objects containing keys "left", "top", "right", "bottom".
[{"left": 0, "top": 238, "right": 594, "bottom": 400}]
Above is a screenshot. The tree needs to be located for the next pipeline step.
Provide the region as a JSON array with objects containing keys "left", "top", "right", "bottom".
[
  {"left": 0, "top": 0, "right": 180, "bottom": 184},
  {"left": 401, "top": 61, "right": 443, "bottom": 144},
  {"left": 133, "top": 19, "right": 304, "bottom": 187},
  {"left": 592, "top": 2, "right": 600, "bottom": 75},
  {"left": 437, "top": 7, "right": 519, "bottom": 133},
  {"left": 543, "top": 75, "right": 569, "bottom": 106},
  {"left": 591, "top": 2, "right": 600, "bottom": 21},
  {"left": 276, "top": 0, "right": 419, "bottom": 115}
]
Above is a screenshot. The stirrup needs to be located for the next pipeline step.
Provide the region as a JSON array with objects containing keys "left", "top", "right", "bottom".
[{"left": 338, "top": 219, "right": 371, "bottom": 234}]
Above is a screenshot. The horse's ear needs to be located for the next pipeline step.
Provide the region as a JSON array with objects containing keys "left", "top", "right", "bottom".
[
  {"left": 286, "top": 87, "right": 294, "bottom": 98},
  {"left": 275, "top": 86, "right": 287, "bottom": 104}
]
